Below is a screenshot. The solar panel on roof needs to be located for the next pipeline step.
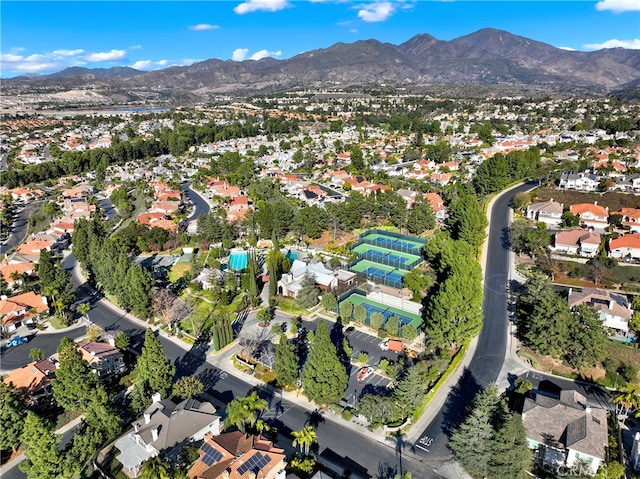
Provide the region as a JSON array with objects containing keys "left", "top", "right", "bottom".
[
  {"left": 237, "top": 453, "right": 271, "bottom": 474},
  {"left": 200, "top": 443, "right": 223, "bottom": 467}
]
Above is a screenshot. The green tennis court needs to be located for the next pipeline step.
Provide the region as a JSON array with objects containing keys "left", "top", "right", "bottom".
[{"left": 342, "top": 293, "right": 422, "bottom": 328}]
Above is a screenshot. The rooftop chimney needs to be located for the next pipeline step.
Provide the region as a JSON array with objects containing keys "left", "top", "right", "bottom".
[
  {"left": 151, "top": 428, "right": 159, "bottom": 441},
  {"left": 133, "top": 422, "right": 139, "bottom": 433},
  {"left": 151, "top": 392, "right": 162, "bottom": 403},
  {"left": 585, "top": 406, "right": 592, "bottom": 414},
  {"left": 144, "top": 412, "right": 151, "bottom": 424}
]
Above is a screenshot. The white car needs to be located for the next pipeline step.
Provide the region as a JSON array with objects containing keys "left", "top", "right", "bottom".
[{"left": 379, "top": 340, "right": 389, "bottom": 350}]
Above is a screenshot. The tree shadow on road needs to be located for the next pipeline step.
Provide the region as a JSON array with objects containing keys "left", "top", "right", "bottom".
[
  {"left": 174, "top": 333, "right": 210, "bottom": 377},
  {"left": 441, "top": 367, "right": 482, "bottom": 437}
]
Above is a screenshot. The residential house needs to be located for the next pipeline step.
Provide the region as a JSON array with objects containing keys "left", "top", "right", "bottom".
[
  {"left": 77, "top": 340, "right": 126, "bottom": 379},
  {"left": 557, "top": 172, "right": 599, "bottom": 191},
  {"left": 609, "top": 234, "right": 640, "bottom": 261},
  {"left": 568, "top": 287, "right": 632, "bottom": 333},
  {"left": 553, "top": 230, "right": 600, "bottom": 258},
  {"left": 523, "top": 390, "right": 607, "bottom": 475},
  {"left": 187, "top": 431, "right": 286, "bottom": 479},
  {"left": 278, "top": 259, "right": 351, "bottom": 298},
  {"left": 115, "top": 394, "right": 221, "bottom": 478},
  {"left": 396, "top": 189, "right": 419, "bottom": 207},
  {"left": 0, "top": 291, "right": 49, "bottom": 333},
  {"left": 615, "top": 208, "right": 640, "bottom": 233},
  {"left": 424, "top": 192, "right": 447, "bottom": 223},
  {"left": 613, "top": 174, "right": 640, "bottom": 193},
  {"left": 3, "top": 357, "right": 57, "bottom": 405},
  {"left": 0, "top": 261, "right": 36, "bottom": 289},
  {"left": 569, "top": 203, "right": 609, "bottom": 232},
  {"left": 526, "top": 199, "right": 564, "bottom": 229}
]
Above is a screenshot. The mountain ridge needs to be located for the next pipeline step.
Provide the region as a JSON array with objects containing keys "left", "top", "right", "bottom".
[{"left": 4, "top": 28, "right": 640, "bottom": 99}]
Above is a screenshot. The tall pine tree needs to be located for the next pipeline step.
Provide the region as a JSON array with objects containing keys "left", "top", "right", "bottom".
[
  {"left": 130, "top": 328, "right": 176, "bottom": 413},
  {"left": 275, "top": 334, "right": 299, "bottom": 388},
  {"left": 19, "top": 412, "right": 62, "bottom": 478},
  {"left": 0, "top": 382, "right": 26, "bottom": 453},
  {"left": 52, "top": 337, "right": 98, "bottom": 411},
  {"left": 301, "top": 320, "right": 347, "bottom": 406}
]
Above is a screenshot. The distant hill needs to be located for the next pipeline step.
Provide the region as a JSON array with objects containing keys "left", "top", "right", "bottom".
[
  {"left": 4, "top": 28, "right": 640, "bottom": 100},
  {"left": 47, "top": 66, "right": 143, "bottom": 79}
]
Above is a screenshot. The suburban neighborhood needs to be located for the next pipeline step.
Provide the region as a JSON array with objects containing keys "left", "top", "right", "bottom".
[{"left": 0, "top": 87, "right": 639, "bottom": 479}]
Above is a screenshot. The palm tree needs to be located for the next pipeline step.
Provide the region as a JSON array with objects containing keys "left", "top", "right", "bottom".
[
  {"left": 140, "top": 456, "right": 172, "bottom": 479},
  {"left": 224, "top": 391, "right": 268, "bottom": 433},
  {"left": 29, "top": 348, "right": 43, "bottom": 362},
  {"left": 612, "top": 384, "right": 640, "bottom": 419},
  {"left": 77, "top": 302, "right": 90, "bottom": 322},
  {"left": 292, "top": 425, "right": 317, "bottom": 455}
]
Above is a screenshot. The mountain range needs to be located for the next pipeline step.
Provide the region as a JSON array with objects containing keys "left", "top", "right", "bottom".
[{"left": 5, "top": 28, "right": 640, "bottom": 100}]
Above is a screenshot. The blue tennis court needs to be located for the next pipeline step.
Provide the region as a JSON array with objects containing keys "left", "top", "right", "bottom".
[
  {"left": 365, "top": 249, "right": 408, "bottom": 265},
  {"left": 364, "top": 266, "right": 388, "bottom": 278},
  {"left": 385, "top": 271, "right": 404, "bottom": 283}
]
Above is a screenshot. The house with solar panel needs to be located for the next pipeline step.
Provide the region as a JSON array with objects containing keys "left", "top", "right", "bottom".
[
  {"left": 114, "top": 393, "right": 221, "bottom": 478},
  {"left": 187, "top": 431, "right": 286, "bottom": 479}
]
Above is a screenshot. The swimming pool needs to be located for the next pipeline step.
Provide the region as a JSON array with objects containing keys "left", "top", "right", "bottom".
[
  {"left": 229, "top": 251, "right": 248, "bottom": 271},
  {"left": 286, "top": 250, "right": 298, "bottom": 262}
]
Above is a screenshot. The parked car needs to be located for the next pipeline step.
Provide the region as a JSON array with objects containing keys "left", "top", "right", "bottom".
[
  {"left": 357, "top": 366, "right": 373, "bottom": 382},
  {"left": 6, "top": 335, "right": 28, "bottom": 348}
]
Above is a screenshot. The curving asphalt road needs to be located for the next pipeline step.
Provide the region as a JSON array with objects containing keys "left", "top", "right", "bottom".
[
  {"left": 0, "top": 201, "right": 39, "bottom": 256},
  {"left": 409, "top": 182, "right": 538, "bottom": 469}
]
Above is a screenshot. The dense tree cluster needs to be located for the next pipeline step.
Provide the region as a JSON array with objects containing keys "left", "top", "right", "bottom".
[
  {"left": 423, "top": 232, "right": 484, "bottom": 350},
  {"left": 517, "top": 272, "right": 607, "bottom": 368},
  {"left": 474, "top": 148, "right": 541, "bottom": 196},
  {"left": 72, "top": 219, "right": 154, "bottom": 318},
  {"left": 447, "top": 191, "right": 487, "bottom": 250},
  {"left": 358, "top": 361, "right": 440, "bottom": 427},
  {"left": 37, "top": 250, "right": 75, "bottom": 323},
  {"left": 2, "top": 115, "right": 299, "bottom": 188},
  {"left": 450, "top": 385, "right": 531, "bottom": 479}
]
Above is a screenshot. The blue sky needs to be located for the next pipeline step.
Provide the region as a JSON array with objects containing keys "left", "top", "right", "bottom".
[{"left": 1, "top": 0, "right": 639, "bottom": 77}]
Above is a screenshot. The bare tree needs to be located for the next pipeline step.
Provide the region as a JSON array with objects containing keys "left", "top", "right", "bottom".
[{"left": 152, "top": 288, "right": 177, "bottom": 325}]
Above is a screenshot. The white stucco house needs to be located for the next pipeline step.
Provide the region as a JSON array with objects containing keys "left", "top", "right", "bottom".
[
  {"left": 526, "top": 199, "right": 564, "bottom": 229},
  {"left": 115, "top": 394, "right": 221, "bottom": 477}
]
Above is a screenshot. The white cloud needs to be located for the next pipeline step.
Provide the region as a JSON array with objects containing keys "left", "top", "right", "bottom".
[
  {"left": 130, "top": 44, "right": 143, "bottom": 50},
  {"left": 232, "top": 48, "right": 249, "bottom": 61},
  {"left": 356, "top": 2, "right": 397, "bottom": 22},
  {"left": 583, "top": 38, "right": 640, "bottom": 50},
  {"left": 15, "top": 62, "right": 59, "bottom": 72},
  {"left": 231, "top": 48, "right": 281, "bottom": 61},
  {"left": 350, "top": 29, "right": 358, "bottom": 33},
  {"left": 131, "top": 59, "right": 169, "bottom": 71},
  {"left": 85, "top": 49, "right": 127, "bottom": 62},
  {"left": 52, "top": 49, "right": 85, "bottom": 57},
  {"left": 234, "top": 0, "right": 290, "bottom": 14},
  {"left": 558, "top": 46, "right": 577, "bottom": 51},
  {"left": 250, "top": 49, "right": 282, "bottom": 60},
  {"left": 595, "top": 0, "right": 640, "bottom": 13},
  {"left": 189, "top": 23, "right": 220, "bottom": 31},
  {"left": 1, "top": 53, "right": 24, "bottom": 62}
]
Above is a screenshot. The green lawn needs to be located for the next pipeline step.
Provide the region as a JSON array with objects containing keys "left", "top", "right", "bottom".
[{"left": 168, "top": 262, "right": 191, "bottom": 283}]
